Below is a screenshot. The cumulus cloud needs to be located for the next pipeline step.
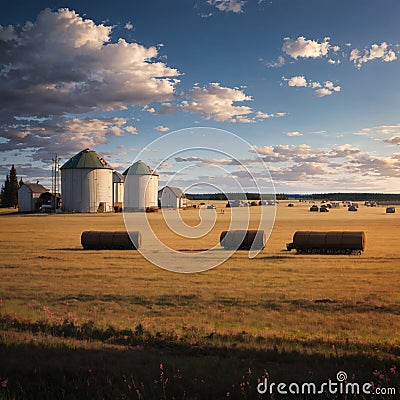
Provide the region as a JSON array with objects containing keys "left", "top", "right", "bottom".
[
  {"left": 0, "top": 117, "right": 132, "bottom": 162},
  {"left": 160, "top": 83, "right": 261, "bottom": 122},
  {"left": 347, "top": 153, "right": 400, "bottom": 177},
  {"left": 282, "top": 36, "right": 331, "bottom": 59},
  {"left": 350, "top": 42, "right": 397, "bottom": 69},
  {"left": 283, "top": 76, "right": 341, "bottom": 97},
  {"left": 207, "top": 0, "right": 246, "bottom": 13},
  {"left": 0, "top": 8, "right": 181, "bottom": 160},
  {"left": 270, "top": 162, "right": 333, "bottom": 181},
  {"left": 328, "top": 144, "right": 360, "bottom": 158},
  {"left": 287, "top": 76, "right": 307, "bottom": 87},
  {"left": 124, "top": 21, "right": 134, "bottom": 30},
  {"left": 125, "top": 126, "right": 138, "bottom": 134},
  {"left": 155, "top": 125, "right": 170, "bottom": 132},
  {"left": 384, "top": 136, "right": 400, "bottom": 145}
]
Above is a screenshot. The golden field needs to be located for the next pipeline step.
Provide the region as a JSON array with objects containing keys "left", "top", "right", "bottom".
[{"left": 1, "top": 201, "right": 400, "bottom": 398}]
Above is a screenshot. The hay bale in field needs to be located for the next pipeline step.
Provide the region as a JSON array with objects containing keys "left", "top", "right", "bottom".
[
  {"left": 289, "top": 231, "right": 365, "bottom": 254},
  {"left": 386, "top": 207, "right": 396, "bottom": 214},
  {"left": 348, "top": 205, "right": 358, "bottom": 212},
  {"left": 288, "top": 203, "right": 294, "bottom": 207},
  {"left": 81, "top": 231, "right": 141, "bottom": 250},
  {"left": 220, "top": 230, "right": 266, "bottom": 250},
  {"left": 320, "top": 206, "right": 329, "bottom": 212},
  {"left": 310, "top": 205, "right": 319, "bottom": 212}
]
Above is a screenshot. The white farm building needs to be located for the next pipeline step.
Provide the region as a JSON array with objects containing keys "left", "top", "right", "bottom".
[
  {"left": 18, "top": 183, "right": 49, "bottom": 213},
  {"left": 60, "top": 149, "right": 113, "bottom": 213},
  {"left": 123, "top": 161, "right": 159, "bottom": 211},
  {"left": 158, "top": 186, "right": 186, "bottom": 208}
]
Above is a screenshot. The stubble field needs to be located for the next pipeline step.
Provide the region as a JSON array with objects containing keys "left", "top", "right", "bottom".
[{"left": 1, "top": 201, "right": 400, "bottom": 399}]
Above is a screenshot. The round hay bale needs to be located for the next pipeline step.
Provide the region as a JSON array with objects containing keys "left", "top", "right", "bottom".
[
  {"left": 220, "top": 230, "right": 266, "bottom": 250},
  {"left": 81, "top": 231, "right": 141, "bottom": 250}
]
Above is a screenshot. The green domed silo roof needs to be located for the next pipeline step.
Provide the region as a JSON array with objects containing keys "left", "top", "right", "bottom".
[
  {"left": 60, "top": 149, "right": 113, "bottom": 170},
  {"left": 123, "top": 160, "right": 159, "bottom": 176}
]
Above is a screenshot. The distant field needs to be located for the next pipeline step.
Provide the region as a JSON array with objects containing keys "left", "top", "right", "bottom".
[{"left": 1, "top": 201, "right": 400, "bottom": 399}]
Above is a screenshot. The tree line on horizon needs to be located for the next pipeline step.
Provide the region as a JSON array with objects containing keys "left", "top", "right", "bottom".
[{"left": 185, "top": 192, "right": 400, "bottom": 201}]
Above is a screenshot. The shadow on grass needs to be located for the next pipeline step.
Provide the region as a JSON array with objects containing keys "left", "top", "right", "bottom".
[{"left": 0, "top": 315, "right": 399, "bottom": 399}]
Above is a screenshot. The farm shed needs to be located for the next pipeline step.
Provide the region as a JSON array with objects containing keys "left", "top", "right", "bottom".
[
  {"left": 61, "top": 149, "right": 113, "bottom": 213},
  {"left": 18, "top": 183, "right": 49, "bottom": 213},
  {"left": 123, "top": 161, "right": 159, "bottom": 212},
  {"left": 158, "top": 186, "right": 186, "bottom": 208}
]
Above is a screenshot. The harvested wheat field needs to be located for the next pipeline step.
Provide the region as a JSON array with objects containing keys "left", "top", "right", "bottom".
[{"left": 1, "top": 202, "right": 400, "bottom": 399}]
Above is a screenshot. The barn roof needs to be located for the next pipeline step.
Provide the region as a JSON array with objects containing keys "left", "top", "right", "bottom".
[
  {"left": 158, "top": 186, "right": 185, "bottom": 198},
  {"left": 122, "top": 160, "right": 158, "bottom": 176},
  {"left": 60, "top": 149, "right": 113, "bottom": 170},
  {"left": 22, "top": 183, "right": 49, "bottom": 194}
]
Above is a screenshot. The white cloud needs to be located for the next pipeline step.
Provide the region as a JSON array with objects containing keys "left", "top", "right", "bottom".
[
  {"left": 160, "top": 82, "right": 254, "bottom": 122},
  {"left": 284, "top": 76, "right": 341, "bottom": 98},
  {"left": 350, "top": 42, "right": 397, "bottom": 69},
  {"left": 328, "top": 144, "right": 360, "bottom": 158},
  {"left": 124, "top": 21, "right": 134, "bottom": 30},
  {"left": 314, "top": 88, "right": 333, "bottom": 97},
  {"left": 282, "top": 36, "right": 330, "bottom": 59},
  {"left": 286, "top": 131, "right": 303, "bottom": 137},
  {"left": 0, "top": 8, "right": 182, "bottom": 161},
  {"left": 255, "top": 111, "right": 272, "bottom": 119},
  {"left": 207, "top": 0, "right": 246, "bottom": 13},
  {"left": 287, "top": 75, "right": 307, "bottom": 87},
  {"left": 125, "top": 126, "right": 138, "bottom": 134},
  {"left": 155, "top": 125, "right": 170, "bottom": 132}
]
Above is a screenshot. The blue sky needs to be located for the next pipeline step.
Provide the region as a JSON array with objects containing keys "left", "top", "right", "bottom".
[{"left": 1, "top": 0, "right": 400, "bottom": 193}]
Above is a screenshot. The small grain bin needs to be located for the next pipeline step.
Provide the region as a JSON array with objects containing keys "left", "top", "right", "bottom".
[
  {"left": 220, "top": 230, "right": 266, "bottom": 250},
  {"left": 123, "top": 161, "right": 159, "bottom": 212},
  {"left": 61, "top": 149, "right": 113, "bottom": 213}
]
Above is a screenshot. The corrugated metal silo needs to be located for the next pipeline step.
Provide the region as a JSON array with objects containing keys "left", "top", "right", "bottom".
[
  {"left": 123, "top": 161, "right": 159, "bottom": 211},
  {"left": 60, "top": 149, "right": 113, "bottom": 213}
]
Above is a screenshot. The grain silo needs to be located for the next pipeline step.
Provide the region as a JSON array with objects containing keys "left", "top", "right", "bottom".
[
  {"left": 60, "top": 149, "right": 113, "bottom": 213},
  {"left": 123, "top": 160, "right": 159, "bottom": 211}
]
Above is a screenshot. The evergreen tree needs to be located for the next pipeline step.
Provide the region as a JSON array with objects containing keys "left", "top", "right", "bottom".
[
  {"left": 19, "top": 177, "right": 24, "bottom": 187},
  {"left": 1, "top": 166, "right": 20, "bottom": 207}
]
